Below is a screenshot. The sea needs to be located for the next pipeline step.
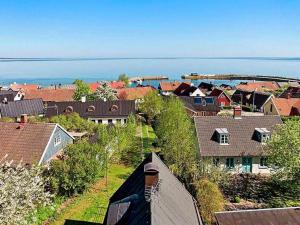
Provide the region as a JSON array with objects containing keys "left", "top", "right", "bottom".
[{"left": 0, "top": 57, "right": 299, "bottom": 88}]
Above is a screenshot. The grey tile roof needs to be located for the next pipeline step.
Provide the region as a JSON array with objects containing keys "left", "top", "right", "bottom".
[
  {"left": 0, "top": 90, "right": 19, "bottom": 102},
  {"left": 194, "top": 116, "right": 283, "bottom": 157},
  {"left": 0, "top": 99, "right": 44, "bottom": 118},
  {"left": 103, "top": 152, "right": 203, "bottom": 225},
  {"left": 45, "top": 100, "right": 136, "bottom": 118}
]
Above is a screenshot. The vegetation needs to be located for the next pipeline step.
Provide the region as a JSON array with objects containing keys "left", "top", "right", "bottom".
[
  {"left": 139, "top": 90, "right": 163, "bottom": 124},
  {"left": 0, "top": 117, "right": 14, "bottom": 122},
  {"left": 92, "top": 82, "right": 118, "bottom": 101},
  {"left": 73, "top": 79, "right": 93, "bottom": 101},
  {"left": 118, "top": 73, "right": 130, "bottom": 87},
  {"left": 196, "top": 179, "right": 225, "bottom": 224},
  {"left": 0, "top": 161, "right": 52, "bottom": 225}
]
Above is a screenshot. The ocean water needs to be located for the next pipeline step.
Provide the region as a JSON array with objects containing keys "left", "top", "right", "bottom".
[{"left": 0, "top": 57, "right": 299, "bottom": 87}]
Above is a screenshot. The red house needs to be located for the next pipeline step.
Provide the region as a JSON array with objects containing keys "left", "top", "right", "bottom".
[{"left": 209, "top": 88, "right": 231, "bottom": 107}]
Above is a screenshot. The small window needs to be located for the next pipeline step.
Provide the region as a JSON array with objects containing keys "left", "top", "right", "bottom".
[
  {"left": 226, "top": 158, "right": 234, "bottom": 169},
  {"left": 270, "top": 104, "right": 273, "bottom": 112},
  {"left": 201, "top": 111, "right": 206, "bottom": 116},
  {"left": 54, "top": 134, "right": 61, "bottom": 146},
  {"left": 205, "top": 97, "right": 214, "bottom": 104},
  {"left": 65, "top": 106, "right": 73, "bottom": 113},
  {"left": 117, "top": 119, "right": 121, "bottom": 123},
  {"left": 110, "top": 105, "right": 119, "bottom": 111},
  {"left": 108, "top": 119, "right": 113, "bottom": 124},
  {"left": 87, "top": 105, "right": 95, "bottom": 112},
  {"left": 220, "top": 134, "right": 229, "bottom": 144},
  {"left": 261, "top": 133, "right": 270, "bottom": 143},
  {"left": 98, "top": 119, "right": 102, "bottom": 124},
  {"left": 260, "top": 157, "right": 268, "bottom": 167}
]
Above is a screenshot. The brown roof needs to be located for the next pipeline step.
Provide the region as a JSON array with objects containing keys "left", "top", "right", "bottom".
[
  {"left": 236, "top": 81, "right": 279, "bottom": 92},
  {"left": 24, "top": 89, "right": 75, "bottom": 102},
  {"left": 0, "top": 122, "right": 56, "bottom": 164},
  {"left": 173, "top": 82, "right": 192, "bottom": 95},
  {"left": 117, "top": 87, "right": 155, "bottom": 100},
  {"left": 272, "top": 98, "right": 300, "bottom": 116},
  {"left": 159, "top": 82, "right": 181, "bottom": 92},
  {"left": 194, "top": 116, "right": 283, "bottom": 157},
  {"left": 215, "top": 207, "right": 300, "bottom": 225}
]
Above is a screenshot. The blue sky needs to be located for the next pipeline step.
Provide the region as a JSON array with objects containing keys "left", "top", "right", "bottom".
[{"left": 0, "top": 0, "right": 299, "bottom": 57}]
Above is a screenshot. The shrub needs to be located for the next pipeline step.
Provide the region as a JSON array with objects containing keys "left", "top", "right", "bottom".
[
  {"left": 234, "top": 196, "right": 241, "bottom": 203},
  {"left": 196, "top": 178, "right": 225, "bottom": 224}
]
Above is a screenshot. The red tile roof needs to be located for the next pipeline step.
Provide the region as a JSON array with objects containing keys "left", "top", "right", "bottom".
[
  {"left": 159, "top": 81, "right": 182, "bottom": 92},
  {"left": 89, "top": 81, "right": 125, "bottom": 92},
  {"left": 10, "top": 83, "right": 39, "bottom": 91},
  {"left": 272, "top": 98, "right": 300, "bottom": 116},
  {"left": 24, "top": 89, "right": 75, "bottom": 102},
  {"left": 117, "top": 86, "right": 155, "bottom": 100},
  {"left": 236, "top": 82, "right": 279, "bottom": 92}
]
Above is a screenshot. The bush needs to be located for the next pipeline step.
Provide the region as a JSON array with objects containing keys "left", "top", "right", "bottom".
[
  {"left": 234, "top": 196, "right": 241, "bottom": 203},
  {"left": 196, "top": 179, "right": 225, "bottom": 224}
]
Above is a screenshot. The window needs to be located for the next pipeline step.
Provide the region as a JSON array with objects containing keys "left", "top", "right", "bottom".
[
  {"left": 54, "top": 134, "right": 61, "bottom": 146},
  {"left": 226, "top": 158, "right": 235, "bottom": 169},
  {"left": 87, "top": 105, "right": 95, "bottom": 112},
  {"left": 108, "top": 119, "right": 113, "bottom": 124},
  {"left": 260, "top": 157, "right": 268, "bottom": 167},
  {"left": 270, "top": 104, "right": 273, "bottom": 112},
  {"left": 261, "top": 133, "right": 270, "bottom": 143},
  {"left": 110, "top": 105, "right": 119, "bottom": 111},
  {"left": 255, "top": 128, "right": 270, "bottom": 143},
  {"left": 220, "top": 134, "right": 229, "bottom": 144},
  {"left": 205, "top": 97, "right": 214, "bottom": 104},
  {"left": 117, "top": 119, "right": 122, "bottom": 123},
  {"left": 216, "top": 128, "right": 229, "bottom": 145},
  {"left": 201, "top": 111, "right": 206, "bottom": 116}
]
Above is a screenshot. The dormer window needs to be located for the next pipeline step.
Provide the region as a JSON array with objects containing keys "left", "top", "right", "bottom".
[
  {"left": 110, "top": 105, "right": 119, "bottom": 111},
  {"left": 255, "top": 128, "right": 270, "bottom": 143},
  {"left": 65, "top": 106, "right": 73, "bottom": 113},
  {"left": 216, "top": 128, "right": 229, "bottom": 145},
  {"left": 87, "top": 105, "right": 95, "bottom": 112}
]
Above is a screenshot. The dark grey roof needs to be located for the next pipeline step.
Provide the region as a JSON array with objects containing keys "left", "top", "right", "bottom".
[
  {"left": 45, "top": 100, "right": 136, "bottom": 118},
  {"left": 279, "top": 86, "right": 300, "bottom": 98},
  {"left": 232, "top": 89, "right": 272, "bottom": 108},
  {"left": 180, "top": 96, "right": 220, "bottom": 113},
  {"left": 194, "top": 116, "right": 283, "bottom": 156},
  {"left": 0, "top": 99, "right": 44, "bottom": 118},
  {"left": 103, "top": 152, "right": 203, "bottom": 225},
  {"left": 215, "top": 207, "right": 300, "bottom": 225},
  {"left": 0, "top": 90, "right": 19, "bottom": 102}
]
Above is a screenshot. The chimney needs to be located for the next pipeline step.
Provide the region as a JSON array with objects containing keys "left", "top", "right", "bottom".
[
  {"left": 144, "top": 162, "right": 159, "bottom": 201},
  {"left": 287, "top": 92, "right": 291, "bottom": 99},
  {"left": 233, "top": 106, "right": 242, "bottom": 119},
  {"left": 81, "top": 96, "right": 86, "bottom": 102},
  {"left": 20, "top": 114, "right": 28, "bottom": 123}
]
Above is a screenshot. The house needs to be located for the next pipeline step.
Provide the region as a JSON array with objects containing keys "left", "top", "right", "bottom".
[
  {"left": 89, "top": 81, "right": 125, "bottom": 92},
  {"left": 209, "top": 88, "right": 231, "bottom": 107},
  {"left": 0, "top": 90, "right": 23, "bottom": 102},
  {"left": 10, "top": 83, "right": 39, "bottom": 91},
  {"left": 263, "top": 97, "right": 300, "bottom": 116},
  {"left": 194, "top": 107, "right": 283, "bottom": 173},
  {"left": 158, "top": 81, "right": 181, "bottom": 96},
  {"left": 279, "top": 86, "right": 300, "bottom": 98},
  {"left": 24, "top": 88, "right": 75, "bottom": 102},
  {"left": 0, "top": 99, "right": 44, "bottom": 119},
  {"left": 45, "top": 100, "right": 136, "bottom": 124},
  {"left": 180, "top": 96, "right": 220, "bottom": 116},
  {"left": 174, "top": 83, "right": 206, "bottom": 97},
  {"left": 0, "top": 116, "right": 74, "bottom": 165},
  {"left": 220, "top": 83, "right": 233, "bottom": 90},
  {"left": 173, "top": 82, "right": 193, "bottom": 96},
  {"left": 117, "top": 86, "right": 155, "bottom": 101},
  {"left": 103, "top": 152, "right": 203, "bottom": 225},
  {"left": 236, "top": 81, "right": 280, "bottom": 92},
  {"left": 198, "top": 82, "right": 214, "bottom": 94},
  {"left": 215, "top": 207, "right": 300, "bottom": 225},
  {"left": 277, "top": 81, "right": 300, "bottom": 88}
]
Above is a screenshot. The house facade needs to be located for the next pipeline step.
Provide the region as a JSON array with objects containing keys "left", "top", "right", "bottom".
[
  {"left": 263, "top": 97, "right": 300, "bottom": 116},
  {"left": 209, "top": 88, "right": 231, "bottom": 107},
  {"left": 194, "top": 107, "right": 283, "bottom": 174}
]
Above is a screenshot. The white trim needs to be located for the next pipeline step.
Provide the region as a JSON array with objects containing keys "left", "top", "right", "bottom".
[
  {"left": 56, "top": 123, "right": 75, "bottom": 140},
  {"left": 38, "top": 124, "right": 57, "bottom": 165}
]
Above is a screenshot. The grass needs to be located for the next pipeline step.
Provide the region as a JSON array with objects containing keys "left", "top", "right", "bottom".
[
  {"left": 49, "top": 164, "right": 133, "bottom": 225},
  {"left": 141, "top": 123, "right": 158, "bottom": 153}
]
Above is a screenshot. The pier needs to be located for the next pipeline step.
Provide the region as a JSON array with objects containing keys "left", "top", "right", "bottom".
[
  {"left": 181, "top": 73, "right": 300, "bottom": 83},
  {"left": 130, "top": 75, "right": 169, "bottom": 82}
]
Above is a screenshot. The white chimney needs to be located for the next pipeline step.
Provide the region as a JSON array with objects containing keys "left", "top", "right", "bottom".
[{"left": 81, "top": 96, "right": 86, "bottom": 102}]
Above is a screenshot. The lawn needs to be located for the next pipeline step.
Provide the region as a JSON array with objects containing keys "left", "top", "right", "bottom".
[
  {"left": 140, "top": 123, "right": 158, "bottom": 153},
  {"left": 49, "top": 164, "right": 133, "bottom": 225}
]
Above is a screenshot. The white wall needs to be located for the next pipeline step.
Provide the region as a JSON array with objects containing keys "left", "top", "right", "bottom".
[{"left": 88, "top": 117, "right": 127, "bottom": 125}]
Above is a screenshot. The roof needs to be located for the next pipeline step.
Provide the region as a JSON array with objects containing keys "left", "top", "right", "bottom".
[
  {"left": 198, "top": 82, "right": 214, "bottom": 91},
  {"left": 0, "top": 122, "right": 56, "bottom": 165},
  {"left": 24, "top": 89, "right": 75, "bottom": 102},
  {"left": 117, "top": 87, "right": 155, "bottom": 100},
  {"left": 103, "top": 152, "right": 202, "bottom": 225},
  {"left": 232, "top": 89, "right": 272, "bottom": 108},
  {"left": 194, "top": 115, "right": 283, "bottom": 156},
  {"left": 236, "top": 81, "right": 279, "bottom": 92},
  {"left": 173, "top": 82, "right": 193, "bottom": 96},
  {"left": 215, "top": 207, "right": 300, "bottom": 225},
  {"left": 10, "top": 83, "right": 39, "bottom": 91},
  {"left": 158, "top": 81, "right": 181, "bottom": 92},
  {"left": 89, "top": 81, "right": 125, "bottom": 92},
  {"left": 0, "top": 90, "right": 19, "bottom": 102},
  {"left": 272, "top": 98, "right": 300, "bottom": 116},
  {"left": 0, "top": 99, "right": 44, "bottom": 118},
  {"left": 180, "top": 96, "right": 220, "bottom": 113},
  {"left": 45, "top": 100, "right": 136, "bottom": 118},
  {"left": 279, "top": 86, "right": 300, "bottom": 98}
]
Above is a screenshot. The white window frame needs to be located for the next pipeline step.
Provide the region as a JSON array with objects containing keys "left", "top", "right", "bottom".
[
  {"left": 220, "top": 134, "right": 229, "bottom": 145},
  {"left": 54, "top": 134, "right": 61, "bottom": 146}
]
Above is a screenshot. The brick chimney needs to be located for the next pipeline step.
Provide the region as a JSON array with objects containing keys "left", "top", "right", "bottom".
[
  {"left": 20, "top": 114, "right": 28, "bottom": 123},
  {"left": 144, "top": 162, "right": 159, "bottom": 201},
  {"left": 233, "top": 106, "right": 242, "bottom": 119},
  {"left": 287, "top": 92, "right": 291, "bottom": 99}
]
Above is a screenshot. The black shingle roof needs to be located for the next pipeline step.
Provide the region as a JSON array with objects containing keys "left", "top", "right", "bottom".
[
  {"left": 194, "top": 116, "right": 283, "bottom": 157},
  {"left": 0, "top": 90, "right": 19, "bottom": 102},
  {"left": 103, "top": 152, "right": 203, "bottom": 225},
  {"left": 0, "top": 99, "right": 44, "bottom": 118},
  {"left": 45, "top": 100, "right": 136, "bottom": 118}
]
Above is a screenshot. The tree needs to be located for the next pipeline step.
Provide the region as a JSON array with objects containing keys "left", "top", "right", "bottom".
[
  {"left": 139, "top": 90, "right": 163, "bottom": 124},
  {"left": 156, "top": 97, "right": 197, "bottom": 182},
  {"left": 196, "top": 179, "right": 225, "bottom": 224},
  {"left": 0, "top": 161, "right": 52, "bottom": 225},
  {"left": 265, "top": 118, "right": 300, "bottom": 181},
  {"left": 73, "top": 79, "right": 92, "bottom": 101},
  {"left": 118, "top": 73, "right": 129, "bottom": 87},
  {"left": 92, "top": 82, "right": 118, "bottom": 101}
]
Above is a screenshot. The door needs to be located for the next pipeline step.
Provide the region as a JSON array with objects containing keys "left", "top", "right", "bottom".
[{"left": 242, "top": 157, "right": 252, "bottom": 173}]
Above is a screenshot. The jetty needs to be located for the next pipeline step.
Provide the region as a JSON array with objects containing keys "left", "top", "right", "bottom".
[
  {"left": 129, "top": 75, "right": 168, "bottom": 82},
  {"left": 181, "top": 73, "right": 300, "bottom": 83}
]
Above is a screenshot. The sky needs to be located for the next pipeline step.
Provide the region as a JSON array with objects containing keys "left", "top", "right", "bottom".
[{"left": 0, "top": 0, "right": 299, "bottom": 58}]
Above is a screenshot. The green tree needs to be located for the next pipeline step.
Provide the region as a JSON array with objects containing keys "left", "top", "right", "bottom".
[
  {"left": 265, "top": 118, "right": 300, "bottom": 181},
  {"left": 156, "top": 97, "right": 197, "bottom": 182},
  {"left": 139, "top": 90, "right": 163, "bottom": 124},
  {"left": 92, "top": 82, "right": 118, "bottom": 101},
  {"left": 118, "top": 73, "right": 130, "bottom": 87},
  {"left": 73, "top": 79, "right": 92, "bottom": 101},
  {"left": 196, "top": 179, "right": 225, "bottom": 224}
]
